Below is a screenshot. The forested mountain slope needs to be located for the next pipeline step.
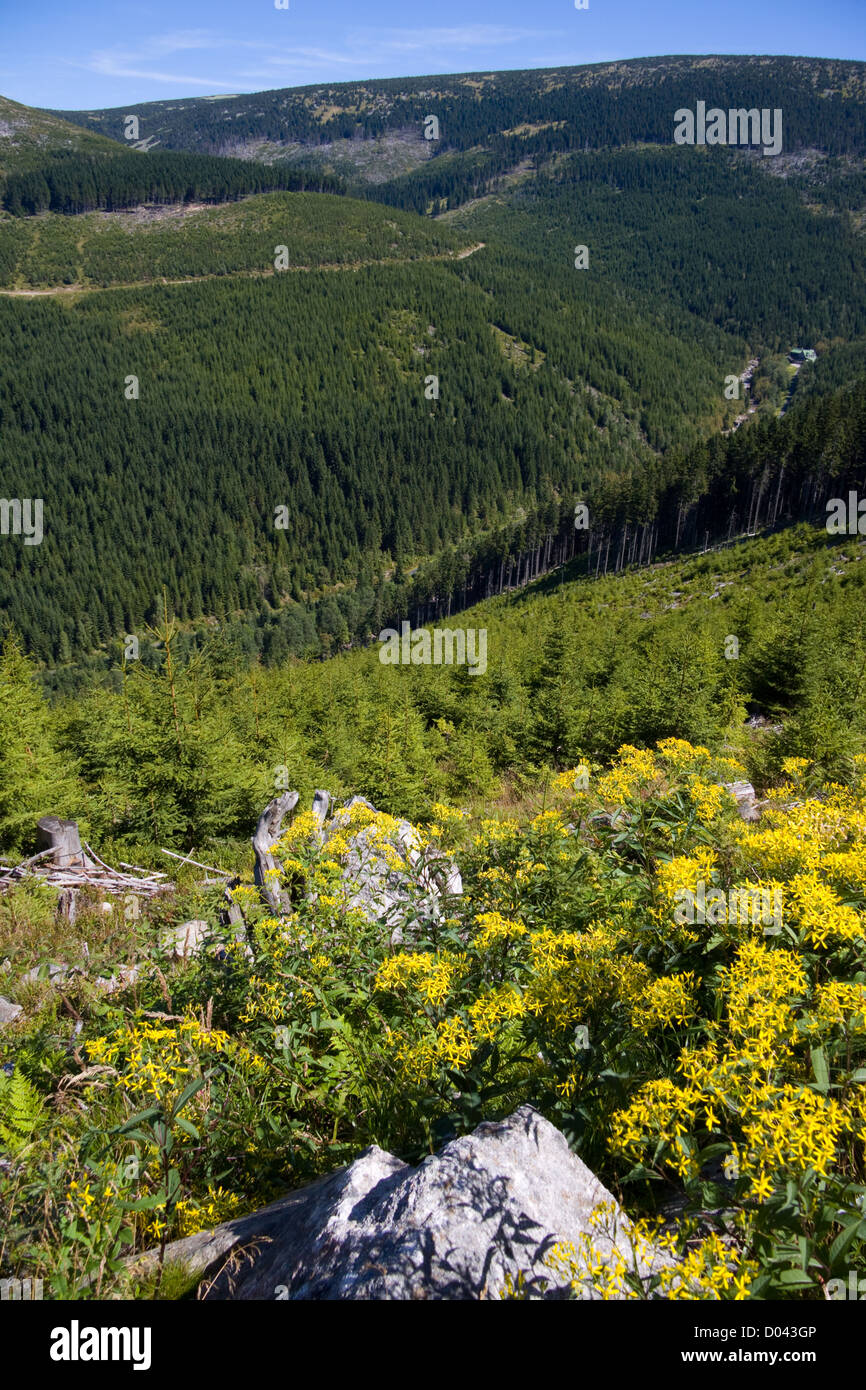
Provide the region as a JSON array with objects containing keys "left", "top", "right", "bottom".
[
  {"left": 0, "top": 56, "right": 864, "bottom": 675},
  {"left": 2, "top": 156, "right": 864, "bottom": 669},
  {"left": 0, "top": 234, "right": 727, "bottom": 665},
  {"left": 0, "top": 191, "right": 467, "bottom": 288},
  {"left": 50, "top": 56, "right": 866, "bottom": 171},
  {"left": 0, "top": 149, "right": 346, "bottom": 218},
  {"left": 1, "top": 519, "right": 863, "bottom": 851}
]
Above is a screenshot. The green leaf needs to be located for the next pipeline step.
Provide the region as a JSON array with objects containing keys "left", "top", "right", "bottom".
[
  {"left": 622, "top": 1164, "right": 663, "bottom": 1183},
  {"left": 116, "top": 1128, "right": 152, "bottom": 1146},
  {"left": 810, "top": 1045, "right": 830, "bottom": 1094},
  {"left": 126, "top": 1193, "right": 166, "bottom": 1211},
  {"left": 696, "top": 1142, "right": 730, "bottom": 1163},
  {"left": 116, "top": 1108, "right": 162, "bottom": 1134},
  {"left": 748, "top": 1273, "right": 773, "bottom": 1298},
  {"left": 480, "top": 1080, "right": 521, "bottom": 1103},
  {"left": 829, "top": 1214, "right": 866, "bottom": 1269},
  {"left": 776, "top": 1268, "right": 817, "bottom": 1288},
  {"left": 171, "top": 1074, "right": 210, "bottom": 1118}
]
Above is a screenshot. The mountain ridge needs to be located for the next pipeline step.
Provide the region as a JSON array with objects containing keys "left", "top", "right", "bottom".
[{"left": 44, "top": 54, "right": 866, "bottom": 186}]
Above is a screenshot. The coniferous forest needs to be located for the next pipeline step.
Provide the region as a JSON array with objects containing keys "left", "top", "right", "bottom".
[{"left": 1, "top": 34, "right": 866, "bottom": 1325}]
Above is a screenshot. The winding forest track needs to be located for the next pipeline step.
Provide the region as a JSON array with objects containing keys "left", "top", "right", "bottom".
[{"left": 0, "top": 242, "right": 486, "bottom": 298}]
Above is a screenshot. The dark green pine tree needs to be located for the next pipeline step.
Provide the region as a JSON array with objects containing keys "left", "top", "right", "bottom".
[{"left": 525, "top": 611, "right": 577, "bottom": 770}]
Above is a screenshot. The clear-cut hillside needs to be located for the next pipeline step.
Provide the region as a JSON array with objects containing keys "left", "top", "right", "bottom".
[{"left": 0, "top": 94, "right": 126, "bottom": 177}]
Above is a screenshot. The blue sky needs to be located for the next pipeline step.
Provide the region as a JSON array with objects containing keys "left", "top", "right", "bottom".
[{"left": 2, "top": 0, "right": 865, "bottom": 111}]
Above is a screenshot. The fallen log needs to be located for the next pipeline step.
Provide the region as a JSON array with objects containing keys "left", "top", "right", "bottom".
[{"left": 159, "top": 848, "right": 230, "bottom": 877}]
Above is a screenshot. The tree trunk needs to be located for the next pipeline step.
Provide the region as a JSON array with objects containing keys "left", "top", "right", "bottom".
[
  {"left": 252, "top": 793, "right": 300, "bottom": 912},
  {"left": 56, "top": 889, "right": 77, "bottom": 923},
  {"left": 36, "top": 817, "right": 96, "bottom": 871}
]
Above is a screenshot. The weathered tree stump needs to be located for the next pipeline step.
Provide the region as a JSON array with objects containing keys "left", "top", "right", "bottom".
[
  {"left": 252, "top": 793, "right": 299, "bottom": 913},
  {"left": 56, "top": 889, "right": 78, "bottom": 924},
  {"left": 221, "top": 878, "right": 245, "bottom": 928},
  {"left": 36, "top": 817, "right": 96, "bottom": 871}
]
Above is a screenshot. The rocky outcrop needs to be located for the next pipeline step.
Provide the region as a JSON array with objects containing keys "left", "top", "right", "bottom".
[
  {"left": 323, "top": 796, "right": 462, "bottom": 938},
  {"left": 131, "top": 1106, "right": 669, "bottom": 1300},
  {"left": 251, "top": 791, "right": 462, "bottom": 937}
]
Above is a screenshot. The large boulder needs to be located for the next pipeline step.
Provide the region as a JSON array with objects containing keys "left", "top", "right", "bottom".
[
  {"left": 251, "top": 791, "right": 462, "bottom": 937},
  {"left": 0, "top": 997, "right": 23, "bottom": 1027},
  {"left": 322, "top": 796, "right": 462, "bottom": 935},
  {"left": 158, "top": 919, "right": 252, "bottom": 964},
  {"left": 132, "top": 1106, "right": 669, "bottom": 1300}
]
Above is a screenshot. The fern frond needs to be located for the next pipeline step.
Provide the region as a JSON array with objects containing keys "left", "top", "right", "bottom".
[{"left": 0, "top": 1067, "right": 45, "bottom": 1154}]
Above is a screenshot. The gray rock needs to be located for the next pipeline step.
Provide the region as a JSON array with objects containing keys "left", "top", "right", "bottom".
[
  {"left": 249, "top": 791, "right": 462, "bottom": 936},
  {"left": 21, "top": 958, "right": 146, "bottom": 995},
  {"left": 21, "top": 962, "right": 72, "bottom": 986},
  {"left": 322, "top": 798, "right": 462, "bottom": 936},
  {"left": 159, "top": 919, "right": 252, "bottom": 964},
  {"left": 0, "top": 996, "right": 23, "bottom": 1026},
  {"left": 94, "top": 963, "right": 142, "bottom": 995},
  {"left": 159, "top": 920, "right": 210, "bottom": 959},
  {"left": 723, "top": 781, "right": 762, "bottom": 822},
  {"left": 132, "top": 1106, "right": 670, "bottom": 1300}
]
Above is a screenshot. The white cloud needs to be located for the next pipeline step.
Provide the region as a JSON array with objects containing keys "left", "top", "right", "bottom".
[
  {"left": 239, "top": 47, "right": 360, "bottom": 74},
  {"left": 238, "top": 25, "right": 564, "bottom": 81},
  {"left": 365, "top": 25, "right": 561, "bottom": 53},
  {"left": 79, "top": 29, "right": 264, "bottom": 87},
  {"left": 73, "top": 22, "right": 567, "bottom": 95},
  {"left": 84, "top": 61, "right": 237, "bottom": 88}
]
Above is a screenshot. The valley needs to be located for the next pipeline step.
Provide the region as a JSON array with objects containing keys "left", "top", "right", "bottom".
[{"left": 1, "top": 38, "right": 865, "bottom": 1313}]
